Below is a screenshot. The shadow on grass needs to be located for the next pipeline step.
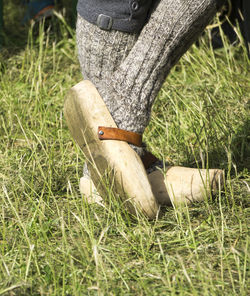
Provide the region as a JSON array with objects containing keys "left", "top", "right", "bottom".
[{"left": 231, "top": 118, "right": 250, "bottom": 170}]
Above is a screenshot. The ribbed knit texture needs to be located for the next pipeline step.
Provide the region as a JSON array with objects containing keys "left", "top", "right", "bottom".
[
  {"left": 77, "top": 15, "right": 144, "bottom": 155},
  {"left": 77, "top": 0, "right": 224, "bottom": 160},
  {"left": 76, "top": 16, "right": 139, "bottom": 89},
  {"left": 77, "top": 0, "right": 220, "bottom": 134},
  {"left": 103, "top": 0, "right": 219, "bottom": 135}
]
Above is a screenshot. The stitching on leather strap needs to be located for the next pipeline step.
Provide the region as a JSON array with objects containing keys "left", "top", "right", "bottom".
[{"left": 98, "top": 126, "right": 142, "bottom": 147}]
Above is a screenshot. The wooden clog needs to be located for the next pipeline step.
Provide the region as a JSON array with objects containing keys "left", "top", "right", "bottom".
[
  {"left": 64, "top": 80, "right": 159, "bottom": 218},
  {"left": 80, "top": 166, "right": 224, "bottom": 206},
  {"left": 148, "top": 167, "right": 224, "bottom": 206}
]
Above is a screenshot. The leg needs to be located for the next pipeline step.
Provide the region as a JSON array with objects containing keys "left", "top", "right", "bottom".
[
  {"left": 67, "top": 0, "right": 225, "bottom": 212},
  {"left": 97, "top": 0, "right": 224, "bottom": 136},
  {"left": 76, "top": 15, "right": 139, "bottom": 87},
  {"left": 77, "top": 0, "right": 224, "bottom": 155}
]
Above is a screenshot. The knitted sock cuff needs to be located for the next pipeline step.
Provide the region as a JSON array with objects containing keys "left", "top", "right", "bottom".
[{"left": 76, "top": 14, "right": 139, "bottom": 86}]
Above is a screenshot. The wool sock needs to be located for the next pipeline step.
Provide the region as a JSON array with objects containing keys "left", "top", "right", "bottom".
[
  {"left": 77, "top": 1, "right": 223, "bottom": 158},
  {"left": 76, "top": 16, "right": 140, "bottom": 176},
  {"left": 76, "top": 14, "right": 146, "bottom": 156},
  {"left": 76, "top": 15, "right": 139, "bottom": 93},
  {"left": 99, "top": 0, "right": 223, "bottom": 136}
]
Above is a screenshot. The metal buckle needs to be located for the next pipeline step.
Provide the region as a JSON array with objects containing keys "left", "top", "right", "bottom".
[{"left": 97, "top": 14, "right": 113, "bottom": 31}]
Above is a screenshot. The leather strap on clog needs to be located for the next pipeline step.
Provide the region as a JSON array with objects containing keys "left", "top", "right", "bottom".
[
  {"left": 141, "top": 152, "right": 158, "bottom": 170},
  {"left": 97, "top": 126, "right": 158, "bottom": 169},
  {"left": 98, "top": 126, "right": 142, "bottom": 147}
]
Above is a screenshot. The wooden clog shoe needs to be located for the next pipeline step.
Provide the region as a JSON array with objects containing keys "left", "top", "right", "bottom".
[
  {"left": 148, "top": 167, "right": 224, "bottom": 206},
  {"left": 80, "top": 166, "right": 224, "bottom": 207},
  {"left": 64, "top": 80, "right": 159, "bottom": 219}
]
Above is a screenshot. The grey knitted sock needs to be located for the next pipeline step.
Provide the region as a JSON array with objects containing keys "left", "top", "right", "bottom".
[
  {"left": 76, "top": 14, "right": 146, "bottom": 155},
  {"left": 76, "top": 16, "right": 141, "bottom": 177},
  {"left": 77, "top": 1, "right": 222, "bottom": 158},
  {"left": 76, "top": 15, "right": 139, "bottom": 93},
  {"left": 100, "top": 0, "right": 221, "bottom": 136}
]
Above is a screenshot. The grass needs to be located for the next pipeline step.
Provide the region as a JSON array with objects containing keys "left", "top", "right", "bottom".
[{"left": 0, "top": 2, "right": 250, "bottom": 295}]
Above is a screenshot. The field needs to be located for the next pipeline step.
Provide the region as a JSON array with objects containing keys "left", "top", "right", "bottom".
[{"left": 0, "top": 2, "right": 249, "bottom": 295}]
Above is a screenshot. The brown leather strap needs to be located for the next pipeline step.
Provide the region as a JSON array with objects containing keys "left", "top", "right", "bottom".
[
  {"left": 141, "top": 152, "right": 158, "bottom": 170},
  {"left": 98, "top": 126, "right": 142, "bottom": 147},
  {"left": 97, "top": 126, "right": 158, "bottom": 169}
]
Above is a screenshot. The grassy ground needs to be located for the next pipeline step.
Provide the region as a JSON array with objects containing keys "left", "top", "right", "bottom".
[{"left": 0, "top": 3, "right": 250, "bottom": 295}]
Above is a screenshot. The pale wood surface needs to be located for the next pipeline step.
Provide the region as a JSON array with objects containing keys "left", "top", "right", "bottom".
[
  {"left": 64, "top": 80, "right": 159, "bottom": 219},
  {"left": 81, "top": 167, "right": 224, "bottom": 207}
]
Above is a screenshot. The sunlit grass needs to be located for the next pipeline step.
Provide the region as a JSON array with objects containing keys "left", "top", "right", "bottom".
[{"left": 0, "top": 4, "right": 249, "bottom": 295}]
